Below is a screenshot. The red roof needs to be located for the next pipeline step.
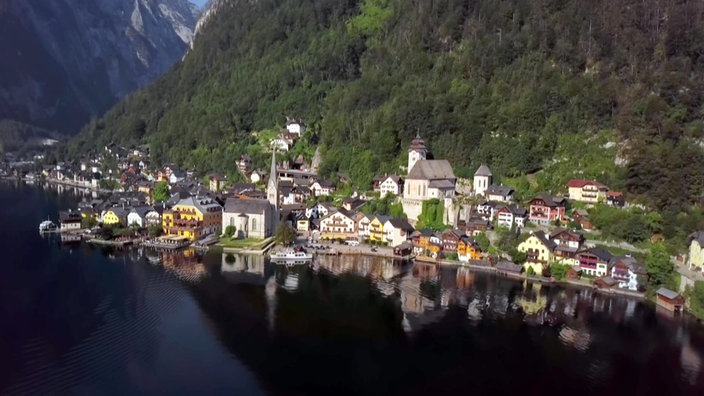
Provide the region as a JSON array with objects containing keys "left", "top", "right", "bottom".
[
  {"left": 606, "top": 191, "right": 623, "bottom": 197},
  {"left": 567, "top": 179, "right": 607, "bottom": 188}
]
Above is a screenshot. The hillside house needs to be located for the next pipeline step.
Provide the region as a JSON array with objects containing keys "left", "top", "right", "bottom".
[
  {"left": 610, "top": 256, "right": 646, "bottom": 291},
  {"left": 486, "top": 184, "right": 514, "bottom": 202},
  {"left": 496, "top": 205, "right": 528, "bottom": 229},
  {"left": 518, "top": 231, "right": 556, "bottom": 275},
  {"left": 528, "top": 195, "right": 567, "bottom": 226},
  {"left": 576, "top": 247, "right": 613, "bottom": 277},
  {"left": 567, "top": 179, "right": 609, "bottom": 203}
]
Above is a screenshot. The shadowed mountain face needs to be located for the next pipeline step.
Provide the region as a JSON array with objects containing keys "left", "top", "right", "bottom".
[{"left": 0, "top": 0, "right": 199, "bottom": 136}]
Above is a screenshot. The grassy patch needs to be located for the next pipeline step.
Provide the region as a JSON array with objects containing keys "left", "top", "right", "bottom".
[{"left": 218, "top": 237, "right": 268, "bottom": 249}]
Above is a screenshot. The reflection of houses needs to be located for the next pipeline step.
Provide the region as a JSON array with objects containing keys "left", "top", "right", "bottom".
[
  {"left": 222, "top": 198, "right": 274, "bottom": 239},
  {"left": 528, "top": 195, "right": 566, "bottom": 226},
  {"left": 221, "top": 253, "right": 266, "bottom": 281},
  {"left": 161, "top": 248, "right": 206, "bottom": 281}
]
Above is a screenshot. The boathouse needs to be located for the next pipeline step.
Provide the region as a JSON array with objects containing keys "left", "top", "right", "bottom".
[{"left": 656, "top": 288, "right": 685, "bottom": 313}]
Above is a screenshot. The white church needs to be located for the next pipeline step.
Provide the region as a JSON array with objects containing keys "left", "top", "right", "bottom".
[{"left": 401, "top": 134, "right": 457, "bottom": 224}]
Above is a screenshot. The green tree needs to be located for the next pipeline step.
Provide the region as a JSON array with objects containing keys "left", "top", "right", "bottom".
[
  {"left": 81, "top": 216, "right": 97, "bottom": 229},
  {"left": 154, "top": 181, "right": 170, "bottom": 203},
  {"left": 475, "top": 233, "right": 491, "bottom": 252},
  {"left": 275, "top": 222, "right": 297, "bottom": 246},
  {"left": 688, "top": 281, "right": 704, "bottom": 320},
  {"left": 510, "top": 249, "right": 527, "bottom": 265},
  {"left": 645, "top": 243, "right": 675, "bottom": 291},
  {"left": 550, "top": 263, "right": 571, "bottom": 281},
  {"left": 224, "top": 225, "right": 237, "bottom": 238},
  {"left": 147, "top": 225, "right": 162, "bottom": 237}
]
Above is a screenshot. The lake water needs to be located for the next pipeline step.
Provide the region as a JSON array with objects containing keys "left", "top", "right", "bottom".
[{"left": 2, "top": 181, "right": 704, "bottom": 395}]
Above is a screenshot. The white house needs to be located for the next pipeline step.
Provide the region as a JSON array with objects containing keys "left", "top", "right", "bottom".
[
  {"left": 473, "top": 165, "right": 493, "bottom": 196},
  {"left": 286, "top": 119, "right": 305, "bottom": 135},
  {"left": 305, "top": 202, "right": 336, "bottom": 219},
  {"left": 59, "top": 210, "right": 82, "bottom": 231},
  {"left": 610, "top": 256, "right": 646, "bottom": 291},
  {"left": 127, "top": 206, "right": 154, "bottom": 228},
  {"left": 379, "top": 176, "right": 403, "bottom": 198},
  {"left": 222, "top": 198, "right": 274, "bottom": 239},
  {"left": 311, "top": 180, "right": 335, "bottom": 197},
  {"left": 320, "top": 210, "right": 356, "bottom": 238},
  {"left": 486, "top": 185, "right": 514, "bottom": 202},
  {"left": 495, "top": 205, "right": 527, "bottom": 229},
  {"left": 383, "top": 218, "right": 414, "bottom": 247},
  {"left": 476, "top": 201, "right": 498, "bottom": 221},
  {"left": 356, "top": 213, "right": 371, "bottom": 239}
]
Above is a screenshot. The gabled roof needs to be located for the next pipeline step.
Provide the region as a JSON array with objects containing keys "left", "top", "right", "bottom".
[
  {"left": 496, "top": 261, "right": 522, "bottom": 273},
  {"left": 530, "top": 231, "right": 556, "bottom": 250},
  {"left": 407, "top": 160, "right": 455, "bottom": 181},
  {"left": 577, "top": 246, "right": 613, "bottom": 262},
  {"left": 224, "top": 198, "right": 271, "bottom": 214},
  {"left": 611, "top": 256, "right": 646, "bottom": 274},
  {"left": 130, "top": 205, "right": 154, "bottom": 219},
  {"left": 656, "top": 287, "right": 681, "bottom": 300},
  {"left": 386, "top": 218, "right": 414, "bottom": 231},
  {"left": 429, "top": 179, "right": 455, "bottom": 189},
  {"left": 474, "top": 165, "right": 493, "bottom": 177},
  {"left": 382, "top": 175, "right": 403, "bottom": 184},
  {"left": 567, "top": 179, "right": 608, "bottom": 189},
  {"left": 486, "top": 184, "right": 513, "bottom": 196},
  {"left": 530, "top": 195, "right": 566, "bottom": 207},
  {"left": 689, "top": 231, "right": 704, "bottom": 247}
]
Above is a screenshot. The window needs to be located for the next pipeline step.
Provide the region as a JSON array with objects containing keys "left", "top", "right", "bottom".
[
  {"left": 230, "top": 217, "right": 235, "bottom": 227},
  {"left": 252, "top": 218, "right": 257, "bottom": 232}
]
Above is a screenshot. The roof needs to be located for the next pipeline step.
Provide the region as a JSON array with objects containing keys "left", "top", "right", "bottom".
[
  {"left": 59, "top": 210, "right": 82, "bottom": 222},
  {"left": 578, "top": 247, "right": 613, "bottom": 262},
  {"left": 596, "top": 276, "right": 618, "bottom": 287},
  {"left": 531, "top": 231, "right": 556, "bottom": 250},
  {"left": 689, "top": 231, "right": 704, "bottom": 247},
  {"left": 567, "top": 179, "right": 608, "bottom": 189},
  {"left": 474, "top": 165, "right": 493, "bottom": 177},
  {"left": 176, "top": 196, "right": 222, "bottom": 213},
  {"left": 656, "top": 287, "right": 681, "bottom": 300},
  {"left": 407, "top": 160, "right": 455, "bottom": 181},
  {"left": 130, "top": 205, "right": 154, "bottom": 219},
  {"left": 428, "top": 179, "right": 455, "bottom": 189},
  {"left": 486, "top": 184, "right": 514, "bottom": 196},
  {"left": 496, "top": 261, "right": 522, "bottom": 273},
  {"left": 224, "top": 198, "right": 271, "bottom": 214},
  {"left": 408, "top": 134, "right": 427, "bottom": 152},
  {"left": 383, "top": 175, "right": 403, "bottom": 184},
  {"left": 530, "top": 195, "right": 566, "bottom": 207},
  {"left": 606, "top": 191, "right": 623, "bottom": 197},
  {"left": 611, "top": 256, "right": 646, "bottom": 274},
  {"left": 386, "top": 218, "right": 414, "bottom": 231}
]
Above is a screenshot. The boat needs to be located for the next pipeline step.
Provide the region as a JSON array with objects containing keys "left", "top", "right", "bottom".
[
  {"left": 39, "top": 219, "right": 58, "bottom": 233},
  {"left": 269, "top": 248, "right": 313, "bottom": 261}
]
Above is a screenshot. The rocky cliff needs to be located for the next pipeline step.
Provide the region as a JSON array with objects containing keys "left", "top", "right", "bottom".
[{"left": 0, "top": 0, "right": 199, "bottom": 136}]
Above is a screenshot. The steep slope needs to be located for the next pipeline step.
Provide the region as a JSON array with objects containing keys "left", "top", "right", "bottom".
[
  {"left": 0, "top": 0, "right": 199, "bottom": 136},
  {"left": 72, "top": 0, "right": 704, "bottom": 212}
]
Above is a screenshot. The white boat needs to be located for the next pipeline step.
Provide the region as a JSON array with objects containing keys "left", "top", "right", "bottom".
[
  {"left": 39, "top": 219, "right": 58, "bottom": 233},
  {"left": 269, "top": 248, "right": 313, "bottom": 261}
]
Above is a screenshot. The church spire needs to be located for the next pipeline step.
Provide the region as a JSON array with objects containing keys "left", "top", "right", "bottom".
[{"left": 267, "top": 148, "right": 278, "bottom": 210}]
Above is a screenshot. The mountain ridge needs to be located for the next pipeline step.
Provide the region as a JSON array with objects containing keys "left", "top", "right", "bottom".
[{"left": 0, "top": 0, "right": 200, "bottom": 137}]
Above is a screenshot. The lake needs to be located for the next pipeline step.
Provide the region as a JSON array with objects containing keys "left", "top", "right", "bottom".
[{"left": 1, "top": 181, "right": 703, "bottom": 395}]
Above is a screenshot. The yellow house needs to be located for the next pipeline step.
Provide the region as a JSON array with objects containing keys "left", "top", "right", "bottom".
[
  {"left": 517, "top": 231, "right": 555, "bottom": 275},
  {"left": 162, "top": 196, "right": 222, "bottom": 240},
  {"left": 102, "top": 207, "right": 129, "bottom": 226},
  {"left": 457, "top": 237, "right": 482, "bottom": 262},
  {"left": 137, "top": 182, "right": 154, "bottom": 205},
  {"left": 688, "top": 232, "right": 704, "bottom": 271},
  {"left": 369, "top": 215, "right": 390, "bottom": 243}
]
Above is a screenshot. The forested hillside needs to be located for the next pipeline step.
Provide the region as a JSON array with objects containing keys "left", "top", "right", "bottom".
[{"left": 71, "top": 0, "right": 704, "bottom": 213}]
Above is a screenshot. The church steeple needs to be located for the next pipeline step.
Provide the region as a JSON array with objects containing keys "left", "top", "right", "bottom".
[
  {"left": 267, "top": 149, "right": 278, "bottom": 210},
  {"left": 407, "top": 133, "right": 427, "bottom": 174}
]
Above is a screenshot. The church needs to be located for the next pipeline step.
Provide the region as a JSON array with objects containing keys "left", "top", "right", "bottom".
[
  {"left": 221, "top": 149, "right": 279, "bottom": 238},
  {"left": 401, "top": 134, "right": 457, "bottom": 224}
]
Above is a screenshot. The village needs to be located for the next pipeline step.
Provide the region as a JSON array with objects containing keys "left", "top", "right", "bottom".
[{"left": 3, "top": 119, "right": 700, "bottom": 315}]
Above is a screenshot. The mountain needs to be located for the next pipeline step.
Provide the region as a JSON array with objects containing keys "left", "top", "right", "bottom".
[
  {"left": 0, "top": 0, "right": 200, "bottom": 138},
  {"left": 71, "top": 0, "right": 704, "bottom": 213}
]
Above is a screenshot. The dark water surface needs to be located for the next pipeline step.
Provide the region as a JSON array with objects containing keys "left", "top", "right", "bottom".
[{"left": 2, "top": 182, "right": 704, "bottom": 395}]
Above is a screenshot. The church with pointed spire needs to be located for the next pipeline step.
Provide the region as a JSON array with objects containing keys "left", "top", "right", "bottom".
[{"left": 267, "top": 148, "right": 279, "bottom": 210}]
